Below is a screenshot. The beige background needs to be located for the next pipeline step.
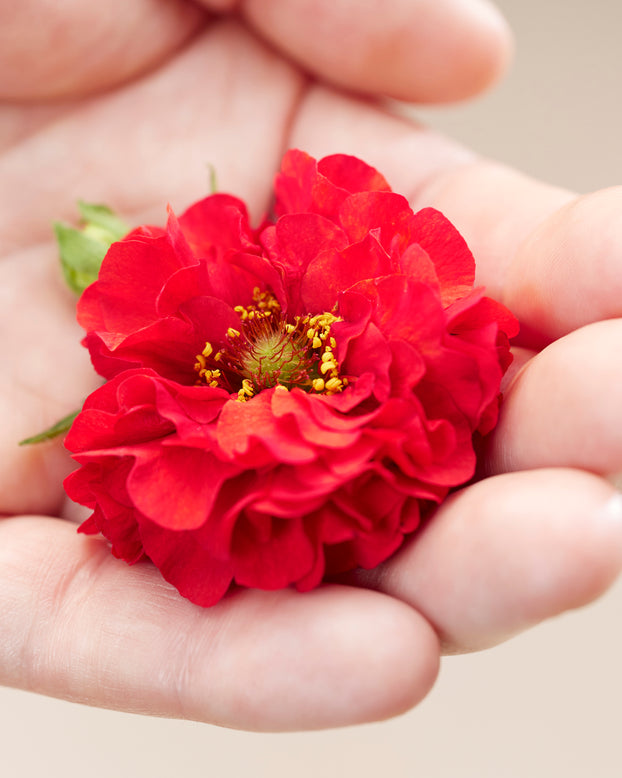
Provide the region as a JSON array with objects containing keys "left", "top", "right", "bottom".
[{"left": 2, "top": 1, "right": 622, "bottom": 776}]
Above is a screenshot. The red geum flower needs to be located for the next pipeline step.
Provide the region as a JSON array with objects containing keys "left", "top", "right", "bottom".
[{"left": 64, "top": 149, "right": 518, "bottom": 607}]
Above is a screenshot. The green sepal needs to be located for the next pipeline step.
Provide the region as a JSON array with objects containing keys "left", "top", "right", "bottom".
[
  {"left": 77, "top": 201, "right": 129, "bottom": 241},
  {"left": 54, "top": 202, "right": 129, "bottom": 295},
  {"left": 19, "top": 410, "right": 79, "bottom": 446}
]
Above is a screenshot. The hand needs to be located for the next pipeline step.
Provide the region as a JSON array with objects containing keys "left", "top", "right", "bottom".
[{"left": 2, "top": 0, "right": 620, "bottom": 732}]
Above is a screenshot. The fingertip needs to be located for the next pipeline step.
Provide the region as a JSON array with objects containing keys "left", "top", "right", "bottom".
[
  {"left": 199, "top": 586, "right": 441, "bottom": 730},
  {"left": 398, "top": 0, "right": 515, "bottom": 104},
  {"left": 241, "top": 0, "right": 514, "bottom": 104},
  {"left": 373, "top": 470, "right": 622, "bottom": 654}
]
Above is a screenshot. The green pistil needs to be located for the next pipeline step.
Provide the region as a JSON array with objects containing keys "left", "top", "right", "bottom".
[{"left": 194, "top": 289, "right": 347, "bottom": 401}]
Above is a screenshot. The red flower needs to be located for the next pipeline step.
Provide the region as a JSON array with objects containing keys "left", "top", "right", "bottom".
[{"left": 64, "top": 149, "right": 518, "bottom": 607}]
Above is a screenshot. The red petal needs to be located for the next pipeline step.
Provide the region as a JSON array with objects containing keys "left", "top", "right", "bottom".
[
  {"left": 127, "top": 444, "right": 235, "bottom": 530},
  {"left": 400, "top": 243, "right": 441, "bottom": 293},
  {"left": 178, "top": 194, "right": 257, "bottom": 254},
  {"left": 139, "top": 518, "right": 233, "bottom": 607},
  {"left": 274, "top": 149, "right": 347, "bottom": 218},
  {"left": 300, "top": 233, "right": 391, "bottom": 312},
  {"left": 448, "top": 291, "right": 520, "bottom": 339},
  {"left": 231, "top": 513, "right": 316, "bottom": 590},
  {"left": 271, "top": 389, "right": 363, "bottom": 448},
  {"left": 270, "top": 213, "right": 348, "bottom": 271},
  {"left": 409, "top": 208, "right": 476, "bottom": 307},
  {"left": 216, "top": 390, "right": 317, "bottom": 465},
  {"left": 338, "top": 191, "right": 413, "bottom": 251},
  {"left": 358, "top": 275, "right": 445, "bottom": 354},
  {"left": 317, "top": 154, "right": 391, "bottom": 194},
  {"left": 77, "top": 234, "right": 191, "bottom": 334}
]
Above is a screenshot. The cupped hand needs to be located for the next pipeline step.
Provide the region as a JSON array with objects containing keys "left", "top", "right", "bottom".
[{"left": 2, "top": 0, "right": 620, "bottom": 732}]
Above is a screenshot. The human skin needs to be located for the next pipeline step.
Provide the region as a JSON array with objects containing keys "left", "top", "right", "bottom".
[{"left": 1, "top": 0, "right": 621, "bottom": 731}]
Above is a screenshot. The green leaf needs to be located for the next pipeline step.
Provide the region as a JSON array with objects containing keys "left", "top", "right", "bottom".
[
  {"left": 19, "top": 410, "right": 79, "bottom": 446},
  {"left": 54, "top": 201, "right": 130, "bottom": 295}
]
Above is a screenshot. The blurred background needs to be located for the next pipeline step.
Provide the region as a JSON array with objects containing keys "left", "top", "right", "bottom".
[{"left": 2, "top": 0, "right": 621, "bottom": 775}]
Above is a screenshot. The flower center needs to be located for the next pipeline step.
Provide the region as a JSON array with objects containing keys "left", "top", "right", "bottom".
[{"left": 194, "top": 289, "right": 347, "bottom": 401}]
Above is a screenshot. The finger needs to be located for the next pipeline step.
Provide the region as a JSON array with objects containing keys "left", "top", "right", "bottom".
[
  {"left": 0, "top": 22, "right": 304, "bottom": 253},
  {"left": 356, "top": 469, "right": 622, "bottom": 653},
  {"left": 504, "top": 187, "right": 622, "bottom": 344},
  {"left": 485, "top": 319, "right": 622, "bottom": 478},
  {"left": 0, "top": 516, "right": 439, "bottom": 730},
  {"left": 0, "top": 0, "right": 208, "bottom": 101},
  {"left": 233, "top": 0, "right": 512, "bottom": 103}
]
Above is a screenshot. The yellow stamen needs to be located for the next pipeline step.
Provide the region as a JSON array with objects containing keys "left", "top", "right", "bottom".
[
  {"left": 237, "top": 378, "right": 255, "bottom": 401},
  {"left": 325, "top": 377, "right": 342, "bottom": 392}
]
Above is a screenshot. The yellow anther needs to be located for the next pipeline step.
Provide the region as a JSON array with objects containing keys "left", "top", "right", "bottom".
[
  {"left": 325, "top": 377, "right": 342, "bottom": 392},
  {"left": 241, "top": 379, "right": 254, "bottom": 395},
  {"left": 320, "top": 361, "right": 337, "bottom": 374},
  {"left": 227, "top": 328, "right": 241, "bottom": 338},
  {"left": 209, "top": 380, "right": 219, "bottom": 388},
  {"left": 329, "top": 337, "right": 336, "bottom": 348},
  {"left": 285, "top": 323, "right": 295, "bottom": 334},
  {"left": 214, "top": 351, "right": 222, "bottom": 362},
  {"left": 312, "top": 336, "right": 322, "bottom": 349},
  {"left": 196, "top": 354, "right": 206, "bottom": 369},
  {"left": 237, "top": 379, "right": 255, "bottom": 402},
  {"left": 312, "top": 378, "right": 325, "bottom": 392},
  {"left": 321, "top": 352, "right": 334, "bottom": 363},
  {"left": 306, "top": 328, "right": 316, "bottom": 340},
  {"left": 202, "top": 343, "right": 213, "bottom": 358}
]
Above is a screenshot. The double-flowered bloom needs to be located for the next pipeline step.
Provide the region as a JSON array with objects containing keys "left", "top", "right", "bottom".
[{"left": 64, "top": 150, "right": 518, "bottom": 606}]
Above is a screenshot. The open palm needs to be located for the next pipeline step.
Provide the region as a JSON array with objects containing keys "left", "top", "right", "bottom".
[{"left": 1, "top": 0, "right": 621, "bottom": 730}]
